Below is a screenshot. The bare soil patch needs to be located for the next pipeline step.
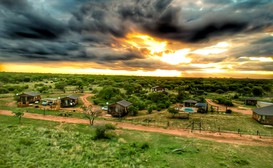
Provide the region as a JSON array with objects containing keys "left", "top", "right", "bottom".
[
  {"left": 1, "top": 110, "right": 272, "bottom": 146},
  {"left": 206, "top": 99, "right": 252, "bottom": 115}
]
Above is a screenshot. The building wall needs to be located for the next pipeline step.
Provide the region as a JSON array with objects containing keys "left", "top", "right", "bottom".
[
  {"left": 252, "top": 112, "right": 273, "bottom": 125},
  {"left": 184, "top": 102, "right": 196, "bottom": 107},
  {"left": 61, "top": 98, "right": 78, "bottom": 107},
  {"left": 245, "top": 100, "right": 257, "bottom": 105},
  {"left": 109, "top": 104, "right": 128, "bottom": 117}
]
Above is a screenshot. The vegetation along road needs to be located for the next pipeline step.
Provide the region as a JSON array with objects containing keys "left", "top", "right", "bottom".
[
  {"left": 1, "top": 110, "right": 272, "bottom": 147},
  {"left": 206, "top": 99, "right": 253, "bottom": 115}
]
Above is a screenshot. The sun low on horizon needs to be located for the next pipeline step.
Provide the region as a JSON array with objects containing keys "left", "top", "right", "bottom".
[{"left": 0, "top": 0, "right": 272, "bottom": 78}]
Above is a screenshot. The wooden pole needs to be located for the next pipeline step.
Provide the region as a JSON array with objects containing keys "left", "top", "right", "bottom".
[{"left": 191, "top": 121, "right": 194, "bottom": 133}]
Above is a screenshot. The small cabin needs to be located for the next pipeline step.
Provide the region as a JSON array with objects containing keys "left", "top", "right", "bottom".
[
  {"left": 195, "top": 103, "right": 208, "bottom": 113},
  {"left": 18, "top": 92, "right": 41, "bottom": 107},
  {"left": 252, "top": 105, "right": 273, "bottom": 125},
  {"left": 60, "top": 95, "right": 78, "bottom": 108},
  {"left": 183, "top": 100, "right": 197, "bottom": 107},
  {"left": 108, "top": 100, "right": 132, "bottom": 117},
  {"left": 245, "top": 98, "right": 257, "bottom": 106},
  {"left": 151, "top": 86, "right": 165, "bottom": 92}
]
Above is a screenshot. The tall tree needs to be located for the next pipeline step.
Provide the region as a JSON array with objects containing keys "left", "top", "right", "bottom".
[
  {"left": 252, "top": 86, "right": 263, "bottom": 97},
  {"left": 81, "top": 105, "right": 101, "bottom": 126}
]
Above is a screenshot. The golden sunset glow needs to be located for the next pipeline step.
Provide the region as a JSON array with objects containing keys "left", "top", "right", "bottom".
[
  {"left": 0, "top": 0, "right": 273, "bottom": 79},
  {"left": 160, "top": 49, "right": 192, "bottom": 65},
  {"left": 192, "top": 42, "right": 231, "bottom": 55},
  {"left": 125, "top": 33, "right": 167, "bottom": 54},
  {"left": 248, "top": 57, "right": 273, "bottom": 62}
]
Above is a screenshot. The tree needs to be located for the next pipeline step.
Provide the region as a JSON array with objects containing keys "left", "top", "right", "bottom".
[
  {"left": 252, "top": 86, "right": 263, "bottom": 97},
  {"left": 81, "top": 105, "right": 102, "bottom": 126},
  {"left": 168, "top": 107, "right": 179, "bottom": 118},
  {"left": 98, "top": 86, "right": 121, "bottom": 101},
  {"left": 55, "top": 82, "right": 66, "bottom": 93},
  {"left": 12, "top": 110, "right": 24, "bottom": 124},
  {"left": 128, "top": 106, "right": 138, "bottom": 116}
]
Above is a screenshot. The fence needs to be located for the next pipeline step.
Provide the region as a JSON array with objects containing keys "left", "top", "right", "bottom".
[{"left": 122, "top": 118, "right": 273, "bottom": 138}]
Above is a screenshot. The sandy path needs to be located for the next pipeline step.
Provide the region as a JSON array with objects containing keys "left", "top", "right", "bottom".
[
  {"left": 1, "top": 110, "right": 272, "bottom": 146},
  {"left": 206, "top": 99, "right": 252, "bottom": 115},
  {"left": 81, "top": 93, "right": 92, "bottom": 107}
]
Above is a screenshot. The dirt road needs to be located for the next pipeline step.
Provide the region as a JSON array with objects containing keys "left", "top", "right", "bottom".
[
  {"left": 1, "top": 110, "right": 272, "bottom": 146},
  {"left": 81, "top": 93, "right": 92, "bottom": 107},
  {"left": 206, "top": 99, "right": 252, "bottom": 115}
]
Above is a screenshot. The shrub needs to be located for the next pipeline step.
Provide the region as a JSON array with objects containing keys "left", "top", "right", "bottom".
[
  {"left": 216, "top": 89, "right": 224, "bottom": 94},
  {"left": 168, "top": 107, "right": 179, "bottom": 117},
  {"left": 94, "top": 126, "right": 107, "bottom": 139},
  {"left": 147, "top": 107, "right": 153, "bottom": 114},
  {"left": 128, "top": 106, "right": 138, "bottom": 116},
  {"left": 216, "top": 97, "right": 233, "bottom": 106},
  {"left": 0, "top": 88, "right": 9, "bottom": 94},
  {"left": 226, "top": 109, "right": 232, "bottom": 114},
  {"left": 93, "top": 124, "right": 116, "bottom": 140},
  {"left": 105, "top": 123, "right": 116, "bottom": 130}
]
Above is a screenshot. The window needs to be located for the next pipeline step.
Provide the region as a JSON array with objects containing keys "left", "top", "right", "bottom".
[{"left": 262, "top": 115, "right": 265, "bottom": 120}]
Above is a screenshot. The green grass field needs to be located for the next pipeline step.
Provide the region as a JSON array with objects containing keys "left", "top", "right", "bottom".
[
  {"left": 1, "top": 115, "right": 273, "bottom": 168},
  {"left": 1, "top": 94, "right": 272, "bottom": 137}
]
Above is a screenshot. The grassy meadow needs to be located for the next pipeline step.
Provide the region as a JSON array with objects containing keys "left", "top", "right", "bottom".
[{"left": 1, "top": 115, "right": 273, "bottom": 168}]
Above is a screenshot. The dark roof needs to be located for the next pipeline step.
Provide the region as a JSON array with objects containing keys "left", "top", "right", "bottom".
[
  {"left": 62, "top": 95, "right": 78, "bottom": 100},
  {"left": 183, "top": 100, "right": 197, "bottom": 103},
  {"left": 195, "top": 103, "right": 207, "bottom": 107},
  {"left": 21, "top": 92, "right": 40, "bottom": 97},
  {"left": 117, "top": 100, "right": 132, "bottom": 107},
  {"left": 253, "top": 105, "right": 273, "bottom": 116},
  {"left": 246, "top": 97, "right": 257, "bottom": 101}
]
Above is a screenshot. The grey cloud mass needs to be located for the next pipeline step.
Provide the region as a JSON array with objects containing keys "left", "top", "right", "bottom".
[{"left": 0, "top": 0, "right": 272, "bottom": 72}]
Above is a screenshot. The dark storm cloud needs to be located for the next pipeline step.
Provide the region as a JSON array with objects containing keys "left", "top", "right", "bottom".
[
  {"left": 122, "top": 59, "right": 201, "bottom": 71},
  {"left": 0, "top": 0, "right": 67, "bottom": 40},
  {"left": 252, "top": 36, "right": 273, "bottom": 44},
  {"left": 69, "top": 0, "right": 223, "bottom": 43},
  {"left": 138, "top": 1, "right": 272, "bottom": 43},
  {"left": 144, "top": 12, "right": 249, "bottom": 42},
  {"left": 0, "top": 38, "right": 85, "bottom": 62},
  {"left": 69, "top": 2, "right": 127, "bottom": 38},
  {"left": 231, "top": 36, "right": 273, "bottom": 58},
  {"left": 236, "top": 62, "right": 273, "bottom": 71},
  {"left": 69, "top": 0, "right": 272, "bottom": 43},
  {"left": 233, "top": 0, "right": 273, "bottom": 8},
  {"left": 0, "top": 0, "right": 29, "bottom": 10},
  {"left": 2, "top": 13, "right": 66, "bottom": 40},
  {"left": 0, "top": 0, "right": 272, "bottom": 73},
  {"left": 95, "top": 52, "right": 144, "bottom": 62},
  {"left": 204, "top": 0, "right": 233, "bottom": 4}
]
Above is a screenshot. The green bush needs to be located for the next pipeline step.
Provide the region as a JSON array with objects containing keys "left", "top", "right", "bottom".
[
  {"left": 128, "top": 106, "right": 138, "bottom": 116},
  {"left": 105, "top": 123, "right": 116, "bottom": 130},
  {"left": 226, "top": 109, "right": 232, "bottom": 114},
  {"left": 93, "top": 124, "right": 116, "bottom": 140},
  {"left": 147, "top": 107, "right": 153, "bottom": 114}
]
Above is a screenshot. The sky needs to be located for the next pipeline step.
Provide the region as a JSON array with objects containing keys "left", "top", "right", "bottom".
[{"left": 0, "top": 0, "right": 273, "bottom": 78}]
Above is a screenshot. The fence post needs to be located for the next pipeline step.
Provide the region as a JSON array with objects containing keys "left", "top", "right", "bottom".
[
  {"left": 191, "top": 121, "right": 194, "bottom": 133},
  {"left": 238, "top": 129, "right": 241, "bottom": 136},
  {"left": 218, "top": 127, "right": 221, "bottom": 135},
  {"left": 257, "top": 130, "right": 261, "bottom": 138},
  {"left": 199, "top": 122, "right": 202, "bottom": 133}
]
